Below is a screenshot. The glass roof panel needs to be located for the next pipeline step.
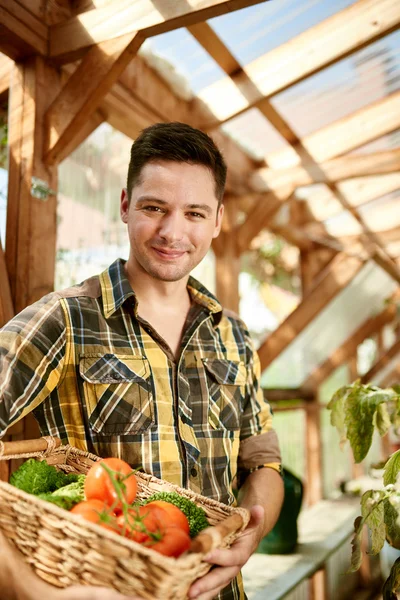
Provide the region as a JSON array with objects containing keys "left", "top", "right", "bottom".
[
  {"left": 260, "top": 261, "right": 397, "bottom": 388},
  {"left": 221, "top": 109, "right": 288, "bottom": 159},
  {"left": 271, "top": 30, "right": 400, "bottom": 137},
  {"left": 209, "top": 0, "right": 357, "bottom": 65},
  {"left": 141, "top": 29, "right": 226, "bottom": 95}
]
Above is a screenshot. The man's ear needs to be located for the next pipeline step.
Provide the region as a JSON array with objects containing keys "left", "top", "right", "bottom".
[
  {"left": 120, "top": 188, "right": 129, "bottom": 223},
  {"left": 213, "top": 203, "right": 224, "bottom": 238}
]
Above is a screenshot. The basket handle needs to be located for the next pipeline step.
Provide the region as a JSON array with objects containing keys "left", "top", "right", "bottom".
[
  {"left": 0, "top": 436, "right": 62, "bottom": 459},
  {"left": 188, "top": 510, "right": 248, "bottom": 554}
]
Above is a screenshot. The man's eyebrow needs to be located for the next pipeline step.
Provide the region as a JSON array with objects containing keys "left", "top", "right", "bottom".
[
  {"left": 136, "top": 196, "right": 168, "bottom": 205},
  {"left": 185, "top": 204, "right": 213, "bottom": 215}
]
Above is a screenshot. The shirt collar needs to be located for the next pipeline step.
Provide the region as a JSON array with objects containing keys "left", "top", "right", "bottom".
[
  {"left": 99, "top": 258, "right": 223, "bottom": 320},
  {"left": 100, "top": 259, "right": 136, "bottom": 318}
]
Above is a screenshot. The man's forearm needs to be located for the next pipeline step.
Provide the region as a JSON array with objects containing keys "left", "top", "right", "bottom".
[{"left": 238, "top": 467, "right": 284, "bottom": 542}]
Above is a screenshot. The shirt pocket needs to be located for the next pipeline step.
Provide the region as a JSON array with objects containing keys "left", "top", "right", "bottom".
[
  {"left": 202, "top": 358, "right": 246, "bottom": 431},
  {"left": 79, "top": 353, "right": 154, "bottom": 435}
]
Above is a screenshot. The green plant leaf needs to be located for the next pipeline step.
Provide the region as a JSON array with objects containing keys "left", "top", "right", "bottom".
[
  {"left": 383, "top": 557, "right": 400, "bottom": 600},
  {"left": 384, "top": 497, "right": 400, "bottom": 550},
  {"left": 384, "top": 450, "right": 400, "bottom": 486},
  {"left": 361, "top": 490, "right": 386, "bottom": 554},
  {"left": 345, "top": 383, "right": 396, "bottom": 463},
  {"left": 375, "top": 402, "right": 392, "bottom": 437},
  {"left": 350, "top": 516, "right": 363, "bottom": 572},
  {"left": 327, "top": 384, "right": 351, "bottom": 449}
]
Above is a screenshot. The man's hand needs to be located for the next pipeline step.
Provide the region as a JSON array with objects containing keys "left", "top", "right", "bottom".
[
  {"left": 0, "top": 530, "right": 143, "bottom": 600},
  {"left": 188, "top": 505, "right": 264, "bottom": 600}
]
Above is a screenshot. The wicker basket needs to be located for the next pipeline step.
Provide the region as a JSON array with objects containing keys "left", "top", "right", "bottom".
[{"left": 0, "top": 436, "right": 249, "bottom": 599}]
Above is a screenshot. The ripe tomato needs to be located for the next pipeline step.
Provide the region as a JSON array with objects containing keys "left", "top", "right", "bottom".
[
  {"left": 70, "top": 499, "right": 118, "bottom": 533},
  {"left": 84, "top": 458, "right": 137, "bottom": 511},
  {"left": 146, "top": 500, "right": 189, "bottom": 535},
  {"left": 147, "top": 526, "right": 191, "bottom": 557},
  {"left": 117, "top": 505, "right": 162, "bottom": 543}
]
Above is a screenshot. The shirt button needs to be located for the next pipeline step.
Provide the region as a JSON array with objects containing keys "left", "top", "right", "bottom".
[
  {"left": 190, "top": 467, "right": 197, "bottom": 477},
  {"left": 113, "top": 372, "right": 122, "bottom": 380}
]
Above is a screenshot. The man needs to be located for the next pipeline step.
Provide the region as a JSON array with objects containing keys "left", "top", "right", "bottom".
[{"left": 0, "top": 122, "right": 283, "bottom": 599}]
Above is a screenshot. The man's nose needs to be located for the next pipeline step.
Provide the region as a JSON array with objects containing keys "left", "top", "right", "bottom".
[{"left": 158, "top": 212, "right": 184, "bottom": 242}]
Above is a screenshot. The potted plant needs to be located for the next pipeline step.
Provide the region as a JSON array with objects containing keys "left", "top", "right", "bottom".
[{"left": 328, "top": 380, "right": 400, "bottom": 598}]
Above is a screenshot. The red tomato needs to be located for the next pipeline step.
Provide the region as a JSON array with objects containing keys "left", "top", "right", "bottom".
[
  {"left": 147, "top": 526, "right": 191, "bottom": 557},
  {"left": 70, "top": 499, "right": 118, "bottom": 533},
  {"left": 117, "top": 505, "right": 162, "bottom": 543},
  {"left": 84, "top": 458, "right": 137, "bottom": 511},
  {"left": 146, "top": 500, "right": 189, "bottom": 535}
]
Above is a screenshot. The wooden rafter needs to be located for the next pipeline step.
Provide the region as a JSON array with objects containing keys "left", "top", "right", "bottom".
[
  {"left": 0, "top": 0, "right": 48, "bottom": 60},
  {"left": 253, "top": 149, "right": 400, "bottom": 193},
  {"left": 257, "top": 253, "right": 365, "bottom": 371},
  {"left": 266, "top": 91, "right": 400, "bottom": 169},
  {"left": 361, "top": 338, "right": 400, "bottom": 384},
  {"left": 0, "top": 54, "right": 13, "bottom": 97},
  {"left": 303, "top": 301, "right": 398, "bottom": 391},
  {"left": 197, "top": 0, "right": 400, "bottom": 128},
  {"left": 49, "top": 0, "right": 268, "bottom": 63},
  {"left": 44, "top": 32, "right": 144, "bottom": 165}
]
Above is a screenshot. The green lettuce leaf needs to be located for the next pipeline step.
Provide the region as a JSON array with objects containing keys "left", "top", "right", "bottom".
[{"left": 327, "top": 385, "right": 351, "bottom": 449}]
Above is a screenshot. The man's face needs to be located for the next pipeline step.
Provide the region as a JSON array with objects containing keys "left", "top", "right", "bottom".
[{"left": 121, "top": 160, "right": 224, "bottom": 282}]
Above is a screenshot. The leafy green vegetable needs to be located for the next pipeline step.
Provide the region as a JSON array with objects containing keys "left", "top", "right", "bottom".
[
  {"left": 327, "top": 381, "right": 400, "bottom": 463},
  {"left": 37, "top": 475, "right": 86, "bottom": 510},
  {"left": 350, "top": 516, "right": 363, "bottom": 572},
  {"left": 383, "top": 557, "right": 400, "bottom": 600},
  {"left": 143, "top": 491, "right": 209, "bottom": 537},
  {"left": 10, "top": 459, "right": 79, "bottom": 495}
]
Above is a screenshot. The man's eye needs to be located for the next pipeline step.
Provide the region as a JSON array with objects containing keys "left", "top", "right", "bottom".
[
  {"left": 188, "top": 212, "right": 205, "bottom": 219},
  {"left": 143, "top": 206, "right": 162, "bottom": 212}
]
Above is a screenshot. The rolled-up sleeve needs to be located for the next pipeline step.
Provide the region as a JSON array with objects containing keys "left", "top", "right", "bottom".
[
  {"left": 0, "top": 294, "right": 66, "bottom": 438},
  {"left": 237, "top": 338, "right": 281, "bottom": 482}
]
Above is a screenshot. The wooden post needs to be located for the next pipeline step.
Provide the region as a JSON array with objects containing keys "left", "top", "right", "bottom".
[
  {"left": 214, "top": 199, "right": 240, "bottom": 313},
  {"left": 6, "top": 56, "right": 60, "bottom": 313},
  {"left": 305, "top": 396, "right": 322, "bottom": 505}
]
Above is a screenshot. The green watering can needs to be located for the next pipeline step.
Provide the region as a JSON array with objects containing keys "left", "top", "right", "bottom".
[{"left": 257, "top": 467, "right": 303, "bottom": 554}]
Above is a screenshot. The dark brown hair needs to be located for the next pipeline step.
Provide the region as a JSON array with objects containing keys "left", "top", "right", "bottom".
[{"left": 126, "top": 122, "right": 227, "bottom": 205}]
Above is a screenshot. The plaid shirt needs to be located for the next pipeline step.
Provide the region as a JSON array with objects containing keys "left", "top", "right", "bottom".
[{"left": 0, "top": 259, "right": 281, "bottom": 600}]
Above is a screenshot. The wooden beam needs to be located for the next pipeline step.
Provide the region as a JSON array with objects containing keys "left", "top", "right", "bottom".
[
  {"left": 253, "top": 149, "right": 400, "bottom": 194},
  {"left": 305, "top": 401, "right": 323, "bottom": 505},
  {"left": 6, "top": 57, "right": 60, "bottom": 312},
  {"left": 237, "top": 191, "right": 294, "bottom": 253},
  {"left": 303, "top": 302, "right": 398, "bottom": 391},
  {"left": 52, "top": 108, "right": 106, "bottom": 165},
  {"left": 198, "top": 0, "right": 400, "bottom": 127},
  {"left": 214, "top": 202, "right": 240, "bottom": 313},
  {"left": 263, "top": 388, "right": 315, "bottom": 402},
  {"left": 0, "top": 54, "right": 13, "bottom": 97},
  {"left": 266, "top": 91, "right": 400, "bottom": 169},
  {"left": 380, "top": 363, "right": 400, "bottom": 388},
  {"left": 360, "top": 338, "right": 400, "bottom": 384},
  {"left": 49, "top": 0, "right": 268, "bottom": 63},
  {"left": 257, "top": 253, "right": 365, "bottom": 371},
  {"left": 0, "top": 0, "right": 48, "bottom": 60},
  {"left": 0, "top": 240, "right": 14, "bottom": 326},
  {"left": 44, "top": 32, "right": 144, "bottom": 166},
  {"left": 189, "top": 17, "right": 400, "bottom": 272}
]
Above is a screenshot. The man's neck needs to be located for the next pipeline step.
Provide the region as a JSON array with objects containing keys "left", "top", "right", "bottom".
[{"left": 124, "top": 260, "right": 191, "bottom": 314}]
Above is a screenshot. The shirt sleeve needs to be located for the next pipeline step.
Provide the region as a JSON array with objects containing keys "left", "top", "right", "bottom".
[
  {"left": 0, "top": 294, "right": 66, "bottom": 438},
  {"left": 237, "top": 332, "right": 282, "bottom": 483}
]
